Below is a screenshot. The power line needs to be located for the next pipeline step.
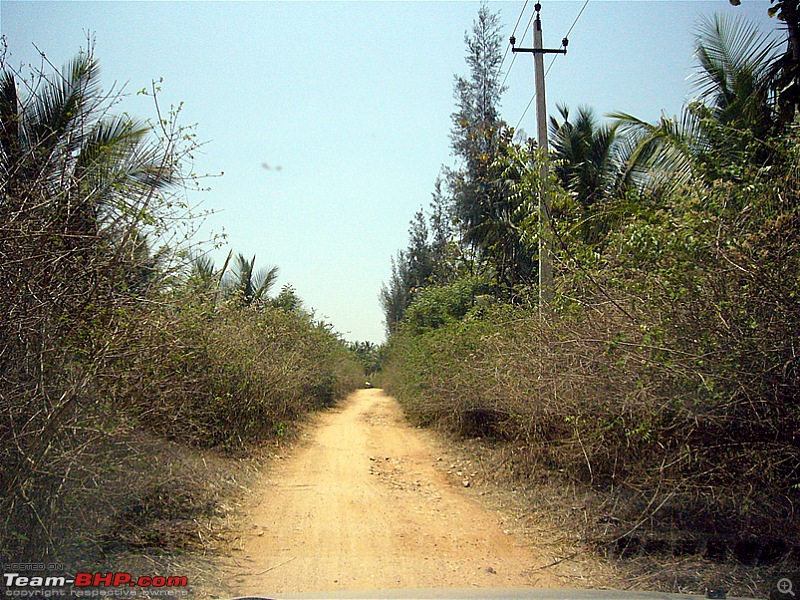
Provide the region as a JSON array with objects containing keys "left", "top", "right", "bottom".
[
  {"left": 500, "top": 51, "right": 519, "bottom": 91},
  {"left": 499, "top": 0, "right": 531, "bottom": 89},
  {"left": 515, "top": 53, "right": 560, "bottom": 130},
  {"left": 501, "top": 6, "right": 541, "bottom": 91},
  {"left": 515, "top": 92, "right": 537, "bottom": 131},
  {"left": 564, "top": 0, "right": 591, "bottom": 42},
  {"left": 505, "top": 0, "right": 531, "bottom": 63},
  {"left": 518, "top": 9, "right": 538, "bottom": 50},
  {"left": 511, "top": 0, "right": 530, "bottom": 38},
  {"left": 514, "top": 0, "right": 591, "bottom": 131}
]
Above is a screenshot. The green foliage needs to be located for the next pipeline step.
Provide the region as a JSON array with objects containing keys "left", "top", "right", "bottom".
[
  {"left": 348, "top": 340, "right": 382, "bottom": 378},
  {"left": 401, "top": 276, "right": 488, "bottom": 335},
  {"left": 222, "top": 253, "right": 279, "bottom": 306},
  {"left": 380, "top": 193, "right": 464, "bottom": 334},
  {"left": 450, "top": 2, "right": 505, "bottom": 164},
  {"left": 731, "top": 0, "right": 800, "bottom": 123},
  {"left": 0, "top": 46, "right": 362, "bottom": 561},
  {"left": 549, "top": 104, "right": 631, "bottom": 213},
  {"left": 448, "top": 3, "right": 516, "bottom": 283},
  {"left": 383, "top": 9, "right": 800, "bottom": 542},
  {"left": 270, "top": 283, "right": 305, "bottom": 313},
  {"left": 611, "top": 14, "right": 784, "bottom": 196}
]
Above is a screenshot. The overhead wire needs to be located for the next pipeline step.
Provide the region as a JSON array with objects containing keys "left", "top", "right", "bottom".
[
  {"left": 498, "top": 0, "right": 531, "bottom": 90},
  {"left": 511, "top": 0, "right": 530, "bottom": 38},
  {"left": 514, "top": 53, "right": 560, "bottom": 131},
  {"left": 501, "top": 9, "right": 540, "bottom": 92},
  {"left": 564, "top": 0, "right": 592, "bottom": 42},
  {"left": 513, "top": 0, "right": 592, "bottom": 131},
  {"left": 499, "top": 0, "right": 529, "bottom": 73}
]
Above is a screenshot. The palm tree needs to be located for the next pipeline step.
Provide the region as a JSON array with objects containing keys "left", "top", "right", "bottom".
[
  {"left": 611, "top": 13, "right": 782, "bottom": 193},
  {"left": 186, "top": 249, "right": 232, "bottom": 296},
  {"left": 693, "top": 13, "right": 780, "bottom": 134},
  {"left": 548, "top": 104, "right": 634, "bottom": 207},
  {"left": 222, "top": 253, "right": 279, "bottom": 306},
  {"left": 1, "top": 52, "right": 177, "bottom": 240},
  {"left": 610, "top": 108, "right": 709, "bottom": 195},
  {"left": 0, "top": 49, "right": 183, "bottom": 542},
  {"left": 190, "top": 252, "right": 217, "bottom": 285},
  {"left": 1, "top": 48, "right": 182, "bottom": 346},
  {"left": 545, "top": 105, "right": 642, "bottom": 245},
  {"left": 731, "top": 0, "right": 800, "bottom": 122}
]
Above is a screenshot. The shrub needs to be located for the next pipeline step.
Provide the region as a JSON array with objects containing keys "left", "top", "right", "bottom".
[
  {"left": 0, "top": 47, "right": 362, "bottom": 562},
  {"left": 401, "top": 275, "right": 489, "bottom": 335},
  {"left": 384, "top": 297, "right": 799, "bottom": 537},
  {"left": 383, "top": 121, "right": 800, "bottom": 541}
]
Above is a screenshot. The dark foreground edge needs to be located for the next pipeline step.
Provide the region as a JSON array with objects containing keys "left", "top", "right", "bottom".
[{"left": 229, "top": 588, "right": 759, "bottom": 600}]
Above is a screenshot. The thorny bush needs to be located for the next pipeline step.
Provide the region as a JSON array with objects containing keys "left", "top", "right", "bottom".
[
  {"left": 383, "top": 127, "right": 800, "bottom": 544},
  {"left": 0, "top": 46, "right": 361, "bottom": 560}
]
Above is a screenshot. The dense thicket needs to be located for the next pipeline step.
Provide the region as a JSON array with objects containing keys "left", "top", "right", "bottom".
[
  {"left": 381, "top": 3, "right": 800, "bottom": 556},
  {"left": 0, "top": 48, "right": 361, "bottom": 560}
]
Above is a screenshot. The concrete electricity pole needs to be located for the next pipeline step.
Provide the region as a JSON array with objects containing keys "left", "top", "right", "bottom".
[{"left": 511, "top": 3, "right": 567, "bottom": 312}]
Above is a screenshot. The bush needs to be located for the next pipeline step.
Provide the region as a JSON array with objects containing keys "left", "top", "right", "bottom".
[
  {"left": 384, "top": 299, "right": 799, "bottom": 538},
  {"left": 383, "top": 123, "right": 800, "bottom": 541},
  {"left": 401, "top": 276, "right": 488, "bottom": 335},
  {"left": 102, "top": 300, "right": 362, "bottom": 449},
  {"left": 0, "top": 47, "right": 362, "bottom": 562}
]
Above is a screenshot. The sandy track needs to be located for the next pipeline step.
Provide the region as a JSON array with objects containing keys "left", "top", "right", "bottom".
[{"left": 221, "top": 389, "right": 557, "bottom": 596}]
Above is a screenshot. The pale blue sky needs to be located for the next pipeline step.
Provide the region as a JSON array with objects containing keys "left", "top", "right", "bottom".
[{"left": 1, "top": 0, "right": 775, "bottom": 343}]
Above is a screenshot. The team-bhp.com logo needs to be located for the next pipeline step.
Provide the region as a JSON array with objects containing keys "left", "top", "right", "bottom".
[{"left": 4, "top": 571, "right": 188, "bottom": 597}]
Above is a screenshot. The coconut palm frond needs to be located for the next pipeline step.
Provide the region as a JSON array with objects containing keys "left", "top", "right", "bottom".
[
  {"left": 611, "top": 109, "right": 703, "bottom": 194},
  {"left": 217, "top": 249, "right": 232, "bottom": 282},
  {"left": 252, "top": 264, "right": 279, "bottom": 302},
  {"left": 608, "top": 14, "right": 784, "bottom": 197},
  {"left": 0, "top": 70, "right": 20, "bottom": 183},
  {"left": 2, "top": 49, "right": 179, "bottom": 243},
  {"left": 222, "top": 253, "right": 278, "bottom": 305},
  {"left": 22, "top": 53, "right": 102, "bottom": 167},
  {"left": 549, "top": 104, "right": 629, "bottom": 205},
  {"left": 190, "top": 252, "right": 216, "bottom": 282},
  {"left": 692, "top": 13, "right": 780, "bottom": 111}
]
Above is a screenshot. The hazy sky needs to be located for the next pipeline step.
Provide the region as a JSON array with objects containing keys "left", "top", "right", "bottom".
[{"left": 1, "top": 0, "right": 776, "bottom": 343}]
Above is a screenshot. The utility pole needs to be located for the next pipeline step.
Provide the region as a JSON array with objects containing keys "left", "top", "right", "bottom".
[{"left": 511, "top": 3, "right": 567, "bottom": 312}]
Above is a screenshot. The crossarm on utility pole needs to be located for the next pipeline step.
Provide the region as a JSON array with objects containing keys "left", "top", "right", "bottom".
[
  {"left": 511, "top": 3, "right": 562, "bottom": 311},
  {"left": 532, "top": 11, "right": 554, "bottom": 310},
  {"left": 511, "top": 47, "right": 566, "bottom": 54}
]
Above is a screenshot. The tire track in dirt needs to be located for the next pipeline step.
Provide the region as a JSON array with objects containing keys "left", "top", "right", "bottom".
[{"left": 219, "top": 389, "right": 558, "bottom": 596}]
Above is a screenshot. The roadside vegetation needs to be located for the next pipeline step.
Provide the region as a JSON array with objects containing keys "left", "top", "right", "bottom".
[
  {"left": 381, "top": 3, "right": 799, "bottom": 594},
  {"left": 0, "top": 43, "right": 362, "bottom": 565}
]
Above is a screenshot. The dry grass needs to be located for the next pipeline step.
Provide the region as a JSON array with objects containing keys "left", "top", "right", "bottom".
[
  {"left": 430, "top": 427, "right": 795, "bottom": 598},
  {"left": 43, "top": 434, "right": 288, "bottom": 598},
  {"left": 383, "top": 301, "right": 799, "bottom": 596}
]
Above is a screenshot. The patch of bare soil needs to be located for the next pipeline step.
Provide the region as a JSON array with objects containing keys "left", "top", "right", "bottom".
[
  {"left": 206, "top": 389, "right": 581, "bottom": 597},
  {"left": 427, "top": 432, "right": 795, "bottom": 599},
  {"left": 414, "top": 434, "right": 615, "bottom": 593}
]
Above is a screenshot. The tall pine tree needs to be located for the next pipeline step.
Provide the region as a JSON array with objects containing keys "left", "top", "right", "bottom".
[{"left": 448, "top": 3, "right": 509, "bottom": 274}]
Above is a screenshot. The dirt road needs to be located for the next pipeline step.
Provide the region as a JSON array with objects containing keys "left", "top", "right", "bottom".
[{"left": 220, "top": 389, "right": 558, "bottom": 596}]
